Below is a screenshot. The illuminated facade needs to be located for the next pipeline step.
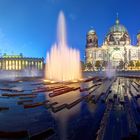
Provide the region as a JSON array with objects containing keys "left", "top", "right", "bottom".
[
  {"left": 0, "top": 53, "right": 44, "bottom": 71},
  {"left": 85, "top": 17, "right": 140, "bottom": 70}
]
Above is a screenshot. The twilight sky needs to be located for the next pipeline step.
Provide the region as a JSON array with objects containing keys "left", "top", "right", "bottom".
[{"left": 0, "top": 0, "right": 140, "bottom": 60}]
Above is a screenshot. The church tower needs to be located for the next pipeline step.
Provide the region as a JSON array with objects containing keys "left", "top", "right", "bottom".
[
  {"left": 137, "top": 31, "right": 140, "bottom": 46},
  {"left": 86, "top": 29, "right": 98, "bottom": 48},
  {"left": 85, "top": 29, "right": 98, "bottom": 68}
]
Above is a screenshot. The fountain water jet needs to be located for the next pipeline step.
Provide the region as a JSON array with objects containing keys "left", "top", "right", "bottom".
[
  {"left": 45, "top": 11, "right": 82, "bottom": 82},
  {"left": 105, "top": 62, "right": 116, "bottom": 79}
]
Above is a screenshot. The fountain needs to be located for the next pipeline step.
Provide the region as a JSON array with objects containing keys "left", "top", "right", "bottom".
[
  {"left": 45, "top": 11, "right": 82, "bottom": 82},
  {"left": 105, "top": 62, "right": 116, "bottom": 79}
]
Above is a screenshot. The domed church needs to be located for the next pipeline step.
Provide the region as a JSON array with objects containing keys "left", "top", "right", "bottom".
[{"left": 85, "top": 16, "right": 140, "bottom": 70}]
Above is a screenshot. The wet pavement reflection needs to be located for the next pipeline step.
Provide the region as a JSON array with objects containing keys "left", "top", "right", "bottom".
[{"left": 0, "top": 74, "right": 139, "bottom": 140}]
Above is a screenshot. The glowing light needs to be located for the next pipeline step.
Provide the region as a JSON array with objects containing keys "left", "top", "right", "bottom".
[
  {"left": 79, "top": 78, "right": 84, "bottom": 81},
  {"left": 50, "top": 81, "right": 56, "bottom": 83},
  {"left": 71, "top": 80, "right": 78, "bottom": 83},
  {"left": 43, "top": 79, "right": 50, "bottom": 82}
]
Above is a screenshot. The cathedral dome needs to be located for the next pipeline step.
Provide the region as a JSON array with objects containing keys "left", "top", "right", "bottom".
[
  {"left": 104, "top": 17, "right": 130, "bottom": 46},
  {"left": 108, "top": 19, "right": 128, "bottom": 34}
]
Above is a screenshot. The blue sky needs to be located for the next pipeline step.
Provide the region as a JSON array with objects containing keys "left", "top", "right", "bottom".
[{"left": 0, "top": 0, "right": 140, "bottom": 60}]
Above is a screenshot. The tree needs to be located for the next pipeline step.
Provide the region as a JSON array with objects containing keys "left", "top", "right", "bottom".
[
  {"left": 80, "top": 61, "right": 85, "bottom": 71},
  {"left": 135, "top": 61, "right": 140, "bottom": 70},
  {"left": 128, "top": 61, "right": 134, "bottom": 70},
  {"left": 95, "top": 61, "right": 101, "bottom": 71},
  {"left": 86, "top": 62, "right": 93, "bottom": 71}
]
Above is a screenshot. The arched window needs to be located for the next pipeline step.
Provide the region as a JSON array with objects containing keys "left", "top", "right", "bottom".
[{"left": 89, "top": 39, "right": 92, "bottom": 43}]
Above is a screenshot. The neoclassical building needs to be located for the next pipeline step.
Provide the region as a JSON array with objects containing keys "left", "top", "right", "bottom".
[
  {"left": 0, "top": 53, "right": 44, "bottom": 71},
  {"left": 85, "top": 17, "right": 140, "bottom": 70}
]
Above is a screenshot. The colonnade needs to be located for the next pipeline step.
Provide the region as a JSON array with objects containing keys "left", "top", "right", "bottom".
[{"left": 0, "top": 58, "right": 44, "bottom": 70}]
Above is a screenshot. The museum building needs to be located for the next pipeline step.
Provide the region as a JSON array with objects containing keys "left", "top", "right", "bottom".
[{"left": 0, "top": 53, "right": 44, "bottom": 71}]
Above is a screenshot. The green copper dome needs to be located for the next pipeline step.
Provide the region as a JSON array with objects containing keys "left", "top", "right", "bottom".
[
  {"left": 109, "top": 18, "right": 128, "bottom": 34},
  {"left": 87, "top": 29, "right": 96, "bottom": 34}
]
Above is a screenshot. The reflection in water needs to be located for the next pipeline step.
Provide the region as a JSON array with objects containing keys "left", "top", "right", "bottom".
[
  {"left": 87, "top": 102, "right": 97, "bottom": 113},
  {"left": 53, "top": 104, "right": 81, "bottom": 140},
  {"left": 0, "top": 75, "right": 139, "bottom": 140},
  {"left": 45, "top": 83, "right": 81, "bottom": 140}
]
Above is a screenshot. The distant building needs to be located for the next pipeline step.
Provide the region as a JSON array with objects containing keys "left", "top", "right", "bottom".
[
  {"left": 85, "top": 17, "right": 140, "bottom": 71},
  {"left": 0, "top": 53, "right": 44, "bottom": 72}
]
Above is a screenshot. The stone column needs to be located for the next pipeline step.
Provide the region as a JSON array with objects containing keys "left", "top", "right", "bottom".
[
  {"left": 4, "top": 60, "right": 5, "bottom": 70},
  {"left": 37, "top": 61, "right": 39, "bottom": 70},
  {"left": 0, "top": 61, "right": 1, "bottom": 69},
  {"left": 13, "top": 60, "right": 15, "bottom": 70}
]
